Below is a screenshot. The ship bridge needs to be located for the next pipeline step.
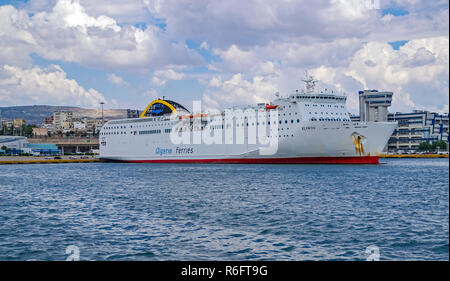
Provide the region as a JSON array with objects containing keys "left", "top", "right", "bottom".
[{"left": 140, "top": 99, "right": 190, "bottom": 118}]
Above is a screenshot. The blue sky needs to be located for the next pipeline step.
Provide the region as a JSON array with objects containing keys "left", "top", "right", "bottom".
[{"left": 0, "top": 0, "right": 448, "bottom": 114}]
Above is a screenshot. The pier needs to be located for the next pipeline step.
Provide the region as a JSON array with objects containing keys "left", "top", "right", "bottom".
[{"left": 0, "top": 156, "right": 102, "bottom": 164}]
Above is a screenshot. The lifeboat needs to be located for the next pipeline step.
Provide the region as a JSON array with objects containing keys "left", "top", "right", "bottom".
[
  {"left": 265, "top": 104, "right": 278, "bottom": 110},
  {"left": 179, "top": 113, "right": 209, "bottom": 119}
]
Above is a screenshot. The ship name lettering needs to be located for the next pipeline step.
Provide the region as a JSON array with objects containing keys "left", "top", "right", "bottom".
[
  {"left": 176, "top": 147, "right": 194, "bottom": 154},
  {"left": 155, "top": 147, "right": 172, "bottom": 156}
]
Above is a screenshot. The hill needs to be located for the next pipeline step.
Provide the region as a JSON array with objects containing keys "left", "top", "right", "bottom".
[{"left": 0, "top": 105, "right": 128, "bottom": 125}]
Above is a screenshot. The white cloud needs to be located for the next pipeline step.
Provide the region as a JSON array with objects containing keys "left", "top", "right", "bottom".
[
  {"left": 146, "top": 0, "right": 448, "bottom": 115},
  {"left": 151, "top": 68, "right": 186, "bottom": 86},
  {"left": 77, "top": 0, "right": 152, "bottom": 25},
  {"left": 200, "top": 41, "right": 209, "bottom": 50},
  {"left": 0, "top": 64, "right": 106, "bottom": 107},
  {"left": 309, "top": 37, "right": 449, "bottom": 114},
  {"left": 202, "top": 73, "right": 278, "bottom": 110},
  {"left": 0, "top": 1, "right": 203, "bottom": 71},
  {"left": 147, "top": 0, "right": 381, "bottom": 48},
  {"left": 51, "top": 0, "right": 121, "bottom": 32},
  {"left": 1, "top": 0, "right": 447, "bottom": 114},
  {"left": 107, "top": 73, "right": 127, "bottom": 86},
  {"left": 203, "top": 36, "right": 448, "bottom": 115}
]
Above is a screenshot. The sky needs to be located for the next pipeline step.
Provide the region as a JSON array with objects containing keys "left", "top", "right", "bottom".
[{"left": 0, "top": 0, "right": 448, "bottom": 115}]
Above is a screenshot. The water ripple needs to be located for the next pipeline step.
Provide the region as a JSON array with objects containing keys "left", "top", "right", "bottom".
[{"left": 0, "top": 158, "right": 448, "bottom": 260}]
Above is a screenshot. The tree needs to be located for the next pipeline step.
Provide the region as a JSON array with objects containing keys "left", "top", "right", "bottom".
[
  {"left": 1, "top": 145, "right": 7, "bottom": 151},
  {"left": 434, "top": 140, "right": 447, "bottom": 150},
  {"left": 23, "top": 124, "right": 36, "bottom": 138},
  {"left": 418, "top": 142, "right": 431, "bottom": 151}
]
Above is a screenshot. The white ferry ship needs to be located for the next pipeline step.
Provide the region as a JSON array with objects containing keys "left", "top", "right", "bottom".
[{"left": 99, "top": 76, "right": 397, "bottom": 164}]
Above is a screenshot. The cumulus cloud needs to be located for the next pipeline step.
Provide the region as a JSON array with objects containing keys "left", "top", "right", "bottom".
[
  {"left": 0, "top": 0, "right": 203, "bottom": 71},
  {"left": 0, "top": 0, "right": 448, "bottom": 114},
  {"left": 202, "top": 36, "right": 448, "bottom": 114},
  {"left": 203, "top": 73, "right": 278, "bottom": 110},
  {"left": 77, "top": 0, "right": 153, "bottom": 25},
  {"left": 309, "top": 37, "right": 449, "bottom": 113},
  {"left": 151, "top": 68, "right": 186, "bottom": 86},
  {"left": 146, "top": 0, "right": 381, "bottom": 48},
  {"left": 107, "top": 73, "right": 127, "bottom": 86},
  {"left": 0, "top": 64, "right": 106, "bottom": 107},
  {"left": 200, "top": 41, "right": 209, "bottom": 50},
  {"left": 166, "top": 0, "right": 447, "bottom": 115}
]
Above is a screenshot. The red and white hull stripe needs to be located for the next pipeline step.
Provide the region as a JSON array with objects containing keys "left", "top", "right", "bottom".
[{"left": 120, "top": 156, "right": 379, "bottom": 164}]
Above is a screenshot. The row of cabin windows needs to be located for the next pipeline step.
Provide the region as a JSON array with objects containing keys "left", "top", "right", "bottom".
[
  {"left": 294, "top": 95, "right": 345, "bottom": 101},
  {"left": 102, "top": 117, "right": 352, "bottom": 136},
  {"left": 139, "top": 129, "right": 161, "bottom": 135},
  {"left": 304, "top": 104, "right": 345, "bottom": 108},
  {"left": 104, "top": 123, "right": 174, "bottom": 130},
  {"left": 210, "top": 117, "right": 348, "bottom": 128},
  {"left": 279, "top": 112, "right": 298, "bottom": 116},
  {"left": 211, "top": 125, "right": 224, "bottom": 130},
  {"left": 309, "top": 112, "right": 346, "bottom": 115},
  {"left": 310, "top": 118, "right": 351, "bottom": 122},
  {"left": 101, "top": 131, "right": 128, "bottom": 135},
  {"left": 100, "top": 128, "right": 171, "bottom": 135}
]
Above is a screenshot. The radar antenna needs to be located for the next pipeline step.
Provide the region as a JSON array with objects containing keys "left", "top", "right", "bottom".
[{"left": 302, "top": 70, "right": 318, "bottom": 93}]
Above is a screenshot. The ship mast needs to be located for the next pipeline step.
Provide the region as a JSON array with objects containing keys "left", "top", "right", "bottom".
[{"left": 301, "top": 71, "right": 318, "bottom": 93}]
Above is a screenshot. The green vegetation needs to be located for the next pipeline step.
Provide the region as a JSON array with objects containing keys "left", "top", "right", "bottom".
[
  {"left": 433, "top": 140, "right": 447, "bottom": 150},
  {"left": 418, "top": 140, "right": 447, "bottom": 151},
  {"left": 1, "top": 125, "right": 9, "bottom": 135},
  {"left": 23, "top": 124, "right": 36, "bottom": 138},
  {"left": 418, "top": 142, "right": 431, "bottom": 151},
  {"left": 0, "top": 124, "right": 35, "bottom": 137}
]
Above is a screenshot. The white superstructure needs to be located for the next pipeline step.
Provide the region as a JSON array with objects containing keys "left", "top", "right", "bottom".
[{"left": 100, "top": 76, "right": 397, "bottom": 164}]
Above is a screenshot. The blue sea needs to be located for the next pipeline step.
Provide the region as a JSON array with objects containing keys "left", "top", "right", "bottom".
[{"left": 0, "top": 158, "right": 448, "bottom": 260}]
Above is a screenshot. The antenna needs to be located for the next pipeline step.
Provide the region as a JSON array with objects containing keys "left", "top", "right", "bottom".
[{"left": 302, "top": 70, "right": 318, "bottom": 93}]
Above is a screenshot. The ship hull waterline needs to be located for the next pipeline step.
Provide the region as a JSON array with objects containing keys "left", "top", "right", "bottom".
[{"left": 102, "top": 155, "right": 380, "bottom": 164}]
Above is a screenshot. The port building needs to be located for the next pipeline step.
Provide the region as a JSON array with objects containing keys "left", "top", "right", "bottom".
[
  {"left": 387, "top": 111, "right": 449, "bottom": 152},
  {"left": 351, "top": 89, "right": 449, "bottom": 153},
  {"left": 358, "top": 90, "right": 393, "bottom": 122},
  {"left": 0, "top": 136, "right": 60, "bottom": 155},
  {"left": 0, "top": 136, "right": 28, "bottom": 154}
]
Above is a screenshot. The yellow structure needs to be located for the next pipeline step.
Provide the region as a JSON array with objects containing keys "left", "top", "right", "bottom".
[
  {"left": 351, "top": 132, "right": 366, "bottom": 156},
  {"left": 379, "top": 154, "right": 448, "bottom": 158},
  {"left": 140, "top": 99, "right": 178, "bottom": 118}
]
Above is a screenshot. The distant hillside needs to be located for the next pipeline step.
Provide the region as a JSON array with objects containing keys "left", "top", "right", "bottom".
[{"left": 0, "top": 105, "right": 128, "bottom": 125}]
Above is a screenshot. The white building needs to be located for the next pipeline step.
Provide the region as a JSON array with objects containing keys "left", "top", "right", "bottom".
[
  {"left": 74, "top": 121, "right": 86, "bottom": 130},
  {"left": 0, "top": 136, "right": 29, "bottom": 151},
  {"left": 53, "top": 111, "right": 74, "bottom": 129},
  {"left": 387, "top": 111, "right": 449, "bottom": 152},
  {"left": 358, "top": 90, "right": 393, "bottom": 122}
]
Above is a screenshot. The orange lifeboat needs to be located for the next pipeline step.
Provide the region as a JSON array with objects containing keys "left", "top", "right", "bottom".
[
  {"left": 193, "top": 113, "right": 209, "bottom": 118},
  {"left": 265, "top": 104, "right": 278, "bottom": 110},
  {"left": 180, "top": 113, "right": 209, "bottom": 119}
]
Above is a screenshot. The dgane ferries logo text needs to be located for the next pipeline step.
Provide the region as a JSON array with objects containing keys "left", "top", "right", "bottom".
[{"left": 169, "top": 101, "right": 279, "bottom": 155}]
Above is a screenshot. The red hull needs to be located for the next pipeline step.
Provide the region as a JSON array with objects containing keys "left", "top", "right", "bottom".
[{"left": 122, "top": 156, "right": 379, "bottom": 164}]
